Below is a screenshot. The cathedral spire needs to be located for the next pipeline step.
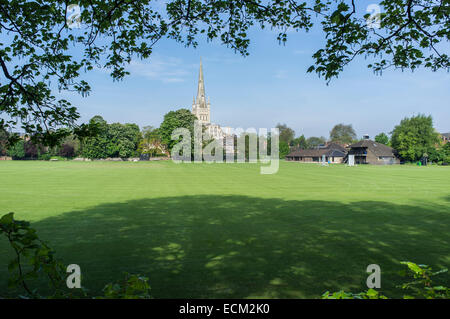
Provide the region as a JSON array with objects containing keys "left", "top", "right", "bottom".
[
  {"left": 196, "top": 58, "right": 207, "bottom": 108},
  {"left": 192, "top": 58, "right": 210, "bottom": 125}
]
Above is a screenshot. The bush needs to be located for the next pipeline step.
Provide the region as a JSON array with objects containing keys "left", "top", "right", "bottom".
[
  {"left": 58, "top": 143, "right": 76, "bottom": 158},
  {"left": 7, "top": 140, "right": 25, "bottom": 159},
  {"left": 322, "top": 262, "right": 449, "bottom": 299},
  {"left": 24, "top": 140, "right": 44, "bottom": 159},
  {"left": 38, "top": 153, "right": 52, "bottom": 161}
]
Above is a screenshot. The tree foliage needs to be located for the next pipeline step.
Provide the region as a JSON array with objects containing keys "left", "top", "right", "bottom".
[
  {"left": 279, "top": 140, "right": 291, "bottom": 158},
  {"left": 5, "top": 138, "right": 45, "bottom": 159},
  {"left": 0, "top": 128, "right": 8, "bottom": 155},
  {"left": 82, "top": 116, "right": 141, "bottom": 159},
  {"left": 159, "top": 108, "right": 198, "bottom": 152},
  {"left": 329, "top": 123, "right": 356, "bottom": 144},
  {"left": 323, "top": 261, "right": 449, "bottom": 299},
  {"left": 292, "top": 134, "right": 308, "bottom": 149},
  {"left": 375, "top": 132, "right": 390, "bottom": 145},
  {"left": 0, "top": 212, "right": 70, "bottom": 298},
  {"left": 6, "top": 138, "right": 25, "bottom": 159},
  {"left": 57, "top": 135, "right": 80, "bottom": 158},
  {"left": 276, "top": 123, "right": 295, "bottom": 145},
  {"left": 1, "top": 0, "right": 448, "bottom": 143},
  {"left": 137, "top": 126, "right": 166, "bottom": 157},
  {"left": 427, "top": 142, "right": 450, "bottom": 164},
  {"left": 0, "top": 212, "right": 152, "bottom": 299},
  {"left": 390, "top": 114, "right": 440, "bottom": 162},
  {"left": 306, "top": 136, "right": 327, "bottom": 148}
]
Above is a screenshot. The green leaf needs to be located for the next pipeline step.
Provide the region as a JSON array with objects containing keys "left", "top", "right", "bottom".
[{"left": 366, "top": 288, "right": 378, "bottom": 297}]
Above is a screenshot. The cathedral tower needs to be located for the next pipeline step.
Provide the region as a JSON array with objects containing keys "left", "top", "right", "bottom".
[{"left": 192, "top": 58, "right": 211, "bottom": 125}]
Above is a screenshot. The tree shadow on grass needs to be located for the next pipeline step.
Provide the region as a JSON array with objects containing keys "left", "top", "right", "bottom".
[{"left": 1, "top": 196, "right": 449, "bottom": 298}]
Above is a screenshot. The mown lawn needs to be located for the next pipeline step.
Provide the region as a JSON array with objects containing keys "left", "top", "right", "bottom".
[{"left": 0, "top": 160, "right": 449, "bottom": 298}]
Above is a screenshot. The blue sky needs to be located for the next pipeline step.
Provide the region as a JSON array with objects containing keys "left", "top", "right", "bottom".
[{"left": 65, "top": 6, "right": 450, "bottom": 139}]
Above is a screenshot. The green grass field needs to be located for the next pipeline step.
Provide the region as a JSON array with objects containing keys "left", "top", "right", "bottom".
[{"left": 0, "top": 160, "right": 449, "bottom": 298}]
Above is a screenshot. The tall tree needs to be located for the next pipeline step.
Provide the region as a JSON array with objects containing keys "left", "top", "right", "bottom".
[
  {"left": 159, "top": 109, "right": 198, "bottom": 153},
  {"left": 107, "top": 123, "right": 141, "bottom": 158},
  {"left": 82, "top": 116, "right": 110, "bottom": 159},
  {"left": 329, "top": 123, "right": 356, "bottom": 144},
  {"left": 292, "top": 134, "right": 308, "bottom": 149},
  {"left": 391, "top": 114, "right": 440, "bottom": 162},
  {"left": 276, "top": 124, "right": 295, "bottom": 145},
  {"left": 1, "top": 1, "right": 447, "bottom": 143},
  {"left": 375, "top": 132, "right": 390, "bottom": 145},
  {"left": 279, "top": 141, "right": 291, "bottom": 159},
  {"left": 82, "top": 116, "right": 141, "bottom": 159}
]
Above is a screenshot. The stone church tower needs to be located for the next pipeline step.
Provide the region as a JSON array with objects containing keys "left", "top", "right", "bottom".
[{"left": 192, "top": 58, "right": 211, "bottom": 125}]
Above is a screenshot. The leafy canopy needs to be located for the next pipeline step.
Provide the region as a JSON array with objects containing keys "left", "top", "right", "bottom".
[
  {"left": 137, "top": 126, "right": 166, "bottom": 156},
  {"left": 279, "top": 141, "right": 291, "bottom": 158},
  {"left": 306, "top": 136, "right": 327, "bottom": 148},
  {"left": 82, "top": 115, "right": 141, "bottom": 159},
  {"left": 390, "top": 114, "right": 440, "bottom": 162},
  {"left": 374, "top": 132, "right": 390, "bottom": 145},
  {"left": 292, "top": 134, "right": 308, "bottom": 149},
  {"left": 1, "top": 0, "right": 448, "bottom": 143},
  {"left": 159, "top": 108, "right": 198, "bottom": 152},
  {"left": 329, "top": 123, "right": 356, "bottom": 144},
  {"left": 276, "top": 123, "right": 295, "bottom": 145}
]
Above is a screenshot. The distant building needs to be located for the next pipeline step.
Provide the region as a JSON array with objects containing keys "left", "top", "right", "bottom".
[
  {"left": 348, "top": 137, "right": 399, "bottom": 165},
  {"left": 440, "top": 133, "right": 450, "bottom": 144},
  {"left": 285, "top": 142, "right": 347, "bottom": 163},
  {"left": 191, "top": 58, "right": 232, "bottom": 142}
]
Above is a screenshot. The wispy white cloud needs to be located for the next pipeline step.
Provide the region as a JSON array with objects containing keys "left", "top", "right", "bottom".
[{"left": 126, "top": 55, "right": 189, "bottom": 83}]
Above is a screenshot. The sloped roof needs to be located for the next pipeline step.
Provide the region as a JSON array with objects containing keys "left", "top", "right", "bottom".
[
  {"left": 325, "top": 142, "right": 347, "bottom": 152},
  {"left": 441, "top": 132, "right": 450, "bottom": 138},
  {"left": 348, "top": 140, "right": 397, "bottom": 157},
  {"left": 287, "top": 143, "right": 348, "bottom": 158},
  {"left": 287, "top": 148, "right": 328, "bottom": 157}
]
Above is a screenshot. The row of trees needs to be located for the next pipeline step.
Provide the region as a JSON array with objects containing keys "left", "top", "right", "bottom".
[
  {"left": 2, "top": 116, "right": 147, "bottom": 160},
  {"left": 0, "top": 110, "right": 195, "bottom": 160},
  {"left": 2, "top": 112, "right": 448, "bottom": 164},
  {"left": 2, "top": 108, "right": 278, "bottom": 160},
  {"left": 81, "top": 116, "right": 141, "bottom": 159},
  {"left": 0, "top": 0, "right": 447, "bottom": 160},
  {"left": 276, "top": 123, "right": 357, "bottom": 158},
  {"left": 277, "top": 123, "right": 358, "bottom": 151},
  {"left": 276, "top": 115, "right": 449, "bottom": 164}
]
